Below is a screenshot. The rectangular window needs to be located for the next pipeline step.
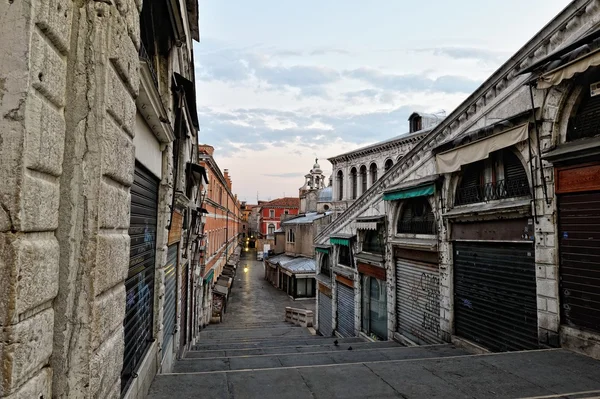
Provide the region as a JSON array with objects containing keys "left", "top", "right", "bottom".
[
  {"left": 297, "top": 278, "right": 307, "bottom": 297},
  {"left": 287, "top": 229, "right": 295, "bottom": 243},
  {"left": 338, "top": 245, "right": 352, "bottom": 267},
  {"left": 284, "top": 209, "right": 289, "bottom": 215},
  {"left": 269, "top": 209, "right": 275, "bottom": 218}
]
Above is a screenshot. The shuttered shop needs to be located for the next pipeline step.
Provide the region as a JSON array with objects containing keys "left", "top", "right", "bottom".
[
  {"left": 122, "top": 163, "right": 158, "bottom": 392},
  {"left": 558, "top": 191, "right": 600, "bottom": 333},
  {"left": 336, "top": 281, "right": 355, "bottom": 337},
  {"left": 180, "top": 262, "right": 190, "bottom": 348},
  {"left": 163, "top": 244, "right": 178, "bottom": 351},
  {"left": 454, "top": 242, "right": 538, "bottom": 351},
  {"left": 318, "top": 290, "right": 333, "bottom": 337},
  {"left": 396, "top": 259, "right": 442, "bottom": 344}
]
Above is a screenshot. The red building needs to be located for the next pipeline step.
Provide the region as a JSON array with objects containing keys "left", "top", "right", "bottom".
[{"left": 260, "top": 197, "right": 300, "bottom": 236}]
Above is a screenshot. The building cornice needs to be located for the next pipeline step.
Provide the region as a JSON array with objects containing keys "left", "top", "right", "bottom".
[{"left": 327, "top": 132, "right": 427, "bottom": 165}]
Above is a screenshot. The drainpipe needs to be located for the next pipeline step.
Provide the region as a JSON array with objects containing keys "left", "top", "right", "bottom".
[{"left": 528, "top": 84, "right": 551, "bottom": 207}]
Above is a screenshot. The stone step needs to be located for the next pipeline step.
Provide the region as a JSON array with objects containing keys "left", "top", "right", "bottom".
[
  {"left": 174, "top": 344, "right": 467, "bottom": 373},
  {"left": 186, "top": 340, "right": 402, "bottom": 359},
  {"left": 202, "top": 321, "right": 293, "bottom": 330},
  {"left": 197, "top": 326, "right": 311, "bottom": 341},
  {"left": 192, "top": 337, "right": 364, "bottom": 351},
  {"left": 149, "top": 349, "right": 600, "bottom": 399}
]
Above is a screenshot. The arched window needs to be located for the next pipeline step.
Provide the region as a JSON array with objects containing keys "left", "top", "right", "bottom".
[
  {"left": 384, "top": 159, "right": 393, "bottom": 172},
  {"left": 360, "top": 165, "right": 367, "bottom": 194},
  {"left": 363, "top": 230, "right": 384, "bottom": 254},
  {"left": 336, "top": 170, "right": 344, "bottom": 201},
  {"left": 350, "top": 167, "right": 358, "bottom": 199},
  {"left": 567, "top": 81, "right": 600, "bottom": 142},
  {"left": 397, "top": 198, "right": 436, "bottom": 235},
  {"left": 268, "top": 224, "right": 275, "bottom": 235},
  {"left": 455, "top": 149, "right": 530, "bottom": 206},
  {"left": 369, "top": 163, "right": 378, "bottom": 184}
]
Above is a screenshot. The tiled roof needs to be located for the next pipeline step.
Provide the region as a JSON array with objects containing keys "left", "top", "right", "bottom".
[{"left": 262, "top": 197, "right": 300, "bottom": 208}]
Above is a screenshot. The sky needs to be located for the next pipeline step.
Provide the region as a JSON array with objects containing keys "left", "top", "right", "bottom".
[{"left": 194, "top": 0, "right": 572, "bottom": 203}]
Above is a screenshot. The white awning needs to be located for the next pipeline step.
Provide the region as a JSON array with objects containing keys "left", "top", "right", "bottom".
[
  {"left": 355, "top": 222, "right": 378, "bottom": 230},
  {"left": 435, "top": 123, "right": 529, "bottom": 174},
  {"left": 537, "top": 48, "right": 600, "bottom": 89}
]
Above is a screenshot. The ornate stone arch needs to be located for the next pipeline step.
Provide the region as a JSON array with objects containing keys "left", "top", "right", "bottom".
[{"left": 390, "top": 195, "right": 437, "bottom": 236}]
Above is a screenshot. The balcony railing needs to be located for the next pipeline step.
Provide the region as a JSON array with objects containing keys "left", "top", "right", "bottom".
[
  {"left": 139, "top": 43, "right": 159, "bottom": 89},
  {"left": 455, "top": 178, "right": 530, "bottom": 206},
  {"left": 397, "top": 219, "right": 436, "bottom": 235}
]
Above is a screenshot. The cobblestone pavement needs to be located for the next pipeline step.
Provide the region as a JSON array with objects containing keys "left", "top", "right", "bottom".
[{"left": 222, "top": 248, "right": 315, "bottom": 326}]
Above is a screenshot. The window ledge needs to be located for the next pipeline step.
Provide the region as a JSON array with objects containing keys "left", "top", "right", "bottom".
[
  {"left": 389, "top": 237, "right": 437, "bottom": 251},
  {"left": 333, "top": 264, "right": 354, "bottom": 278}
]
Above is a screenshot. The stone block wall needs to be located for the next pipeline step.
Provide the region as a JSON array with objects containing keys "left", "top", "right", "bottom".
[{"left": 0, "top": 0, "right": 140, "bottom": 397}]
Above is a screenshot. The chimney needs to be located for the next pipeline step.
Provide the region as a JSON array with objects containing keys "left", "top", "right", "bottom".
[
  {"left": 223, "top": 169, "right": 232, "bottom": 190},
  {"left": 198, "top": 144, "right": 214, "bottom": 157}
]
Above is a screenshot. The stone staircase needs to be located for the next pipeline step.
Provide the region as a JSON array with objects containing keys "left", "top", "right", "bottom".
[{"left": 148, "top": 321, "right": 600, "bottom": 399}]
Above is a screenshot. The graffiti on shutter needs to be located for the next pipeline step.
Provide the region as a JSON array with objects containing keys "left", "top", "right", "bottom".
[
  {"left": 396, "top": 259, "right": 442, "bottom": 345},
  {"left": 163, "top": 244, "right": 178, "bottom": 352}
]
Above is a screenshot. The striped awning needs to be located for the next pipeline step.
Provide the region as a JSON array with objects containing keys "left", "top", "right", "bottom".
[
  {"left": 355, "top": 221, "right": 378, "bottom": 230},
  {"left": 315, "top": 247, "right": 330, "bottom": 254},
  {"left": 330, "top": 237, "right": 350, "bottom": 246}
]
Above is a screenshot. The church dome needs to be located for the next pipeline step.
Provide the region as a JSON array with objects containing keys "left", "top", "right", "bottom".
[{"left": 312, "top": 158, "right": 322, "bottom": 173}]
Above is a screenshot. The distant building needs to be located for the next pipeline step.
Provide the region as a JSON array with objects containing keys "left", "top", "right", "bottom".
[{"left": 260, "top": 197, "right": 300, "bottom": 237}]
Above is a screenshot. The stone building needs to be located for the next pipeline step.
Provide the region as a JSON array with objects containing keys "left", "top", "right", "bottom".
[
  {"left": 329, "top": 112, "right": 443, "bottom": 218},
  {"left": 0, "top": 1, "right": 206, "bottom": 398},
  {"left": 315, "top": 0, "right": 600, "bottom": 359},
  {"left": 197, "top": 144, "right": 242, "bottom": 326}
]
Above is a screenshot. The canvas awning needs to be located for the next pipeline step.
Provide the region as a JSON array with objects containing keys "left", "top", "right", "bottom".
[
  {"left": 383, "top": 183, "right": 434, "bottom": 201},
  {"left": 203, "top": 268, "right": 214, "bottom": 282},
  {"left": 537, "top": 48, "right": 600, "bottom": 89},
  {"left": 330, "top": 237, "right": 351, "bottom": 246},
  {"left": 355, "top": 222, "right": 378, "bottom": 230},
  {"left": 315, "top": 247, "right": 330, "bottom": 254},
  {"left": 435, "top": 123, "right": 529, "bottom": 174}
]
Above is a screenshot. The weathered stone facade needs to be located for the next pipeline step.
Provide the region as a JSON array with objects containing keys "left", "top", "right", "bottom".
[
  {"left": 315, "top": 0, "right": 600, "bottom": 358},
  {"left": 0, "top": 0, "right": 202, "bottom": 397}
]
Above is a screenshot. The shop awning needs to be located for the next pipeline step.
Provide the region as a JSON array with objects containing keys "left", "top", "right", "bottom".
[
  {"left": 315, "top": 247, "right": 330, "bottom": 254},
  {"left": 435, "top": 123, "right": 529, "bottom": 174},
  {"left": 203, "top": 268, "right": 214, "bottom": 282},
  {"left": 330, "top": 236, "right": 351, "bottom": 246},
  {"left": 355, "top": 222, "right": 378, "bottom": 230},
  {"left": 537, "top": 48, "right": 600, "bottom": 89},
  {"left": 383, "top": 183, "right": 434, "bottom": 201}
]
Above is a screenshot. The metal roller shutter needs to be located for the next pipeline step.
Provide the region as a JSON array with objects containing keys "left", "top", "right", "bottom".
[
  {"left": 122, "top": 163, "right": 158, "bottom": 392},
  {"left": 396, "top": 259, "right": 442, "bottom": 344},
  {"left": 163, "top": 244, "right": 178, "bottom": 351},
  {"left": 180, "top": 262, "right": 189, "bottom": 348},
  {"left": 454, "top": 242, "right": 538, "bottom": 352},
  {"left": 318, "top": 291, "right": 333, "bottom": 337},
  {"left": 336, "top": 283, "right": 355, "bottom": 337},
  {"left": 558, "top": 192, "right": 600, "bottom": 333}
]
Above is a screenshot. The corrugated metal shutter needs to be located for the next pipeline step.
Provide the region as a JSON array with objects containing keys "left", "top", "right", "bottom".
[
  {"left": 122, "top": 163, "right": 158, "bottom": 392},
  {"left": 336, "top": 283, "right": 355, "bottom": 337},
  {"left": 396, "top": 259, "right": 442, "bottom": 344},
  {"left": 318, "top": 291, "right": 333, "bottom": 337},
  {"left": 163, "top": 244, "right": 178, "bottom": 352},
  {"left": 567, "top": 92, "right": 600, "bottom": 141},
  {"left": 180, "top": 262, "right": 189, "bottom": 348},
  {"left": 558, "top": 192, "right": 600, "bottom": 333},
  {"left": 454, "top": 242, "right": 538, "bottom": 352}
]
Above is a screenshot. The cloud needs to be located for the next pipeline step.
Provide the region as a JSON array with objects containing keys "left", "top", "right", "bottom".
[
  {"left": 345, "top": 68, "right": 481, "bottom": 94},
  {"left": 262, "top": 172, "right": 305, "bottom": 178},
  {"left": 413, "top": 47, "right": 508, "bottom": 62},
  {"left": 309, "top": 48, "right": 351, "bottom": 56},
  {"left": 254, "top": 65, "right": 340, "bottom": 88}
]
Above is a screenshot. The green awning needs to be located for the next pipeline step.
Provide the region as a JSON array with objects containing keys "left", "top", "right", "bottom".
[
  {"left": 330, "top": 237, "right": 350, "bottom": 246},
  {"left": 203, "top": 269, "right": 214, "bottom": 282},
  {"left": 315, "top": 247, "right": 330, "bottom": 254},
  {"left": 383, "top": 183, "right": 434, "bottom": 201}
]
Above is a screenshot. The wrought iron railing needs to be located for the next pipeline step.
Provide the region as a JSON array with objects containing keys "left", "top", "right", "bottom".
[
  {"left": 397, "top": 219, "right": 436, "bottom": 235},
  {"left": 139, "top": 43, "right": 159, "bottom": 89},
  {"left": 455, "top": 177, "right": 530, "bottom": 206}
]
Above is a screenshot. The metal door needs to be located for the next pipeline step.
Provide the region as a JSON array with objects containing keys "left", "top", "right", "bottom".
[
  {"left": 336, "top": 282, "right": 355, "bottom": 337},
  {"left": 163, "top": 244, "right": 178, "bottom": 351},
  {"left": 454, "top": 242, "right": 538, "bottom": 351},
  {"left": 396, "top": 259, "right": 442, "bottom": 344},
  {"left": 558, "top": 192, "right": 600, "bottom": 333},
  {"left": 318, "top": 291, "right": 333, "bottom": 337},
  {"left": 122, "top": 163, "right": 158, "bottom": 392}
]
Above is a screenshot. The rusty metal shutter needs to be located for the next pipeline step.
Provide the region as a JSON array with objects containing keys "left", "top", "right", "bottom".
[
  {"left": 163, "top": 244, "right": 178, "bottom": 352},
  {"left": 396, "top": 259, "right": 442, "bottom": 344},
  {"left": 123, "top": 163, "right": 158, "bottom": 393},
  {"left": 558, "top": 192, "right": 600, "bottom": 334},
  {"left": 454, "top": 242, "right": 538, "bottom": 351},
  {"left": 336, "top": 283, "right": 355, "bottom": 337},
  {"left": 318, "top": 291, "right": 333, "bottom": 337}
]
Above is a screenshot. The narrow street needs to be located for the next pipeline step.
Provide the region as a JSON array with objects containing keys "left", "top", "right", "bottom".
[{"left": 148, "top": 249, "right": 600, "bottom": 399}]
